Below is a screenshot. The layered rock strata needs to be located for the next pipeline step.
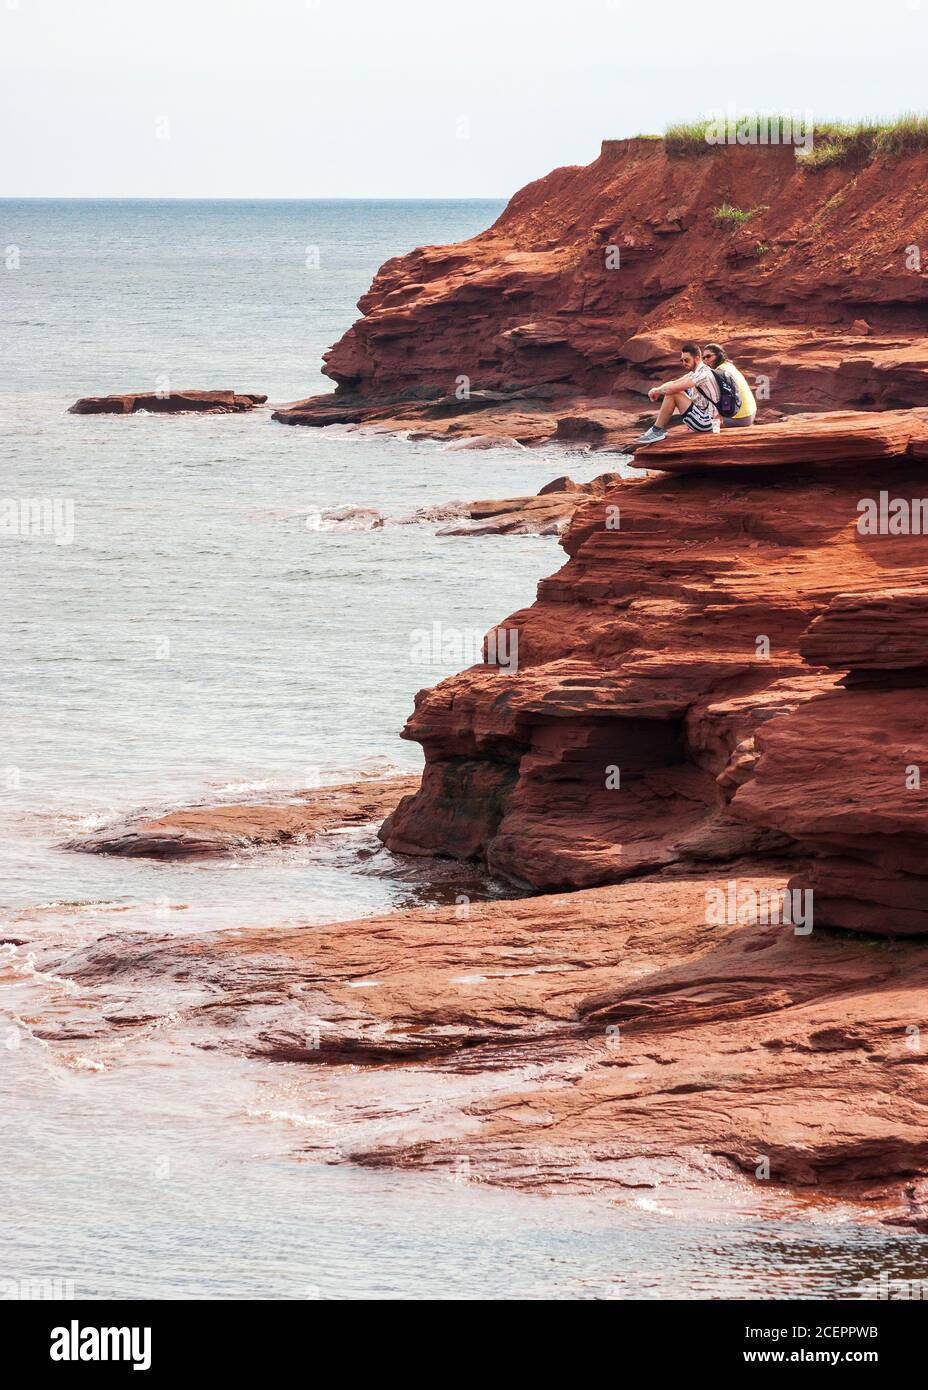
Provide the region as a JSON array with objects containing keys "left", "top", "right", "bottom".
[
  {"left": 381, "top": 419, "right": 928, "bottom": 934},
  {"left": 732, "top": 590, "right": 928, "bottom": 934}
]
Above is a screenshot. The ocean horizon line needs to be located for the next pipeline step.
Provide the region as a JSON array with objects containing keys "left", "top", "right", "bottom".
[{"left": 0, "top": 194, "right": 508, "bottom": 203}]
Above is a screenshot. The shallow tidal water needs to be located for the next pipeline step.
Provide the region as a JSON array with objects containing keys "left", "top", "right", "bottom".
[{"left": 2, "top": 198, "right": 925, "bottom": 1298}]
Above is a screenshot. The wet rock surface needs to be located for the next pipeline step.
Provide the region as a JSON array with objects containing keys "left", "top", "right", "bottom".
[
  {"left": 50, "top": 873, "right": 928, "bottom": 1222},
  {"left": 435, "top": 472, "right": 627, "bottom": 537},
  {"left": 64, "top": 776, "right": 419, "bottom": 859}
]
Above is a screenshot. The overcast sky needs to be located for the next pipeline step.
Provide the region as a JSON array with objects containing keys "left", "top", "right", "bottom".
[{"left": 2, "top": 0, "right": 926, "bottom": 197}]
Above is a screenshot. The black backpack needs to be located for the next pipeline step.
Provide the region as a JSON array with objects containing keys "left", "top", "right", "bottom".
[{"left": 696, "top": 366, "right": 741, "bottom": 418}]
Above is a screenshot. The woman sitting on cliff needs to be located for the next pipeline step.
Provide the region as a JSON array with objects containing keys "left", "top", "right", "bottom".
[
  {"left": 637, "top": 341, "right": 720, "bottom": 445},
  {"left": 703, "top": 343, "right": 757, "bottom": 428}
]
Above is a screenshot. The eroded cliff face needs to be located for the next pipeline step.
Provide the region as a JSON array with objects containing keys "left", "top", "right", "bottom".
[
  {"left": 381, "top": 414, "right": 928, "bottom": 936},
  {"left": 276, "top": 138, "right": 928, "bottom": 438}
]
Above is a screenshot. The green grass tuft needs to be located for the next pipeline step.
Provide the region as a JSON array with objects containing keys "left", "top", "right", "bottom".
[
  {"left": 799, "top": 140, "right": 851, "bottom": 171},
  {"left": 874, "top": 112, "right": 928, "bottom": 156},
  {"left": 713, "top": 203, "right": 757, "bottom": 227},
  {"left": 799, "top": 114, "right": 928, "bottom": 170},
  {"left": 665, "top": 119, "right": 714, "bottom": 156}
]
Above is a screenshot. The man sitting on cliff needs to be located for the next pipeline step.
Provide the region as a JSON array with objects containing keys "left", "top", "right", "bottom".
[{"left": 637, "top": 341, "right": 720, "bottom": 445}]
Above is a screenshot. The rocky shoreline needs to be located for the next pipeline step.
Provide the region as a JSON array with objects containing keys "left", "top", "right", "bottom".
[
  {"left": 65, "top": 776, "right": 419, "bottom": 859},
  {"left": 60, "top": 136, "right": 928, "bottom": 1219},
  {"left": 57, "top": 864, "right": 928, "bottom": 1229}
]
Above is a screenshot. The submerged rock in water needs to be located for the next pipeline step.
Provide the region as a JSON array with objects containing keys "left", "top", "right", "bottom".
[
  {"left": 69, "top": 389, "right": 267, "bottom": 415},
  {"left": 320, "top": 505, "right": 385, "bottom": 531},
  {"left": 435, "top": 472, "right": 626, "bottom": 537},
  {"left": 63, "top": 775, "right": 419, "bottom": 859},
  {"left": 439, "top": 434, "right": 526, "bottom": 451}
]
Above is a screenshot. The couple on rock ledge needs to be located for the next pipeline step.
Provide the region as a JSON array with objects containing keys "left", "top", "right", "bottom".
[{"left": 637, "top": 341, "right": 756, "bottom": 445}]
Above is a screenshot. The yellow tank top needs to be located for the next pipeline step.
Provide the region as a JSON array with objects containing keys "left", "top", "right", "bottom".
[{"left": 726, "top": 363, "right": 756, "bottom": 419}]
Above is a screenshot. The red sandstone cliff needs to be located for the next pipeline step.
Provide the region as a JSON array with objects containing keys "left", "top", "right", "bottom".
[
  {"left": 275, "top": 138, "right": 928, "bottom": 438},
  {"left": 380, "top": 413, "right": 928, "bottom": 936},
  {"left": 295, "top": 138, "right": 928, "bottom": 939}
]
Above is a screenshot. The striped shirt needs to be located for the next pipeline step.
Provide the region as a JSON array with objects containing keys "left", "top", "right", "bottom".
[{"left": 682, "top": 364, "right": 720, "bottom": 432}]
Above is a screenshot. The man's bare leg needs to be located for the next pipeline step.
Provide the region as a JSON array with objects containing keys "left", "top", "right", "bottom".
[
  {"left": 655, "top": 391, "right": 691, "bottom": 428},
  {"left": 638, "top": 389, "right": 694, "bottom": 444}
]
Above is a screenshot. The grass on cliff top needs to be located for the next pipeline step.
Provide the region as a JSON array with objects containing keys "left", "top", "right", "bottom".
[
  {"left": 665, "top": 114, "right": 804, "bottom": 155},
  {"left": 800, "top": 114, "right": 928, "bottom": 169},
  {"left": 663, "top": 113, "right": 928, "bottom": 166}
]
